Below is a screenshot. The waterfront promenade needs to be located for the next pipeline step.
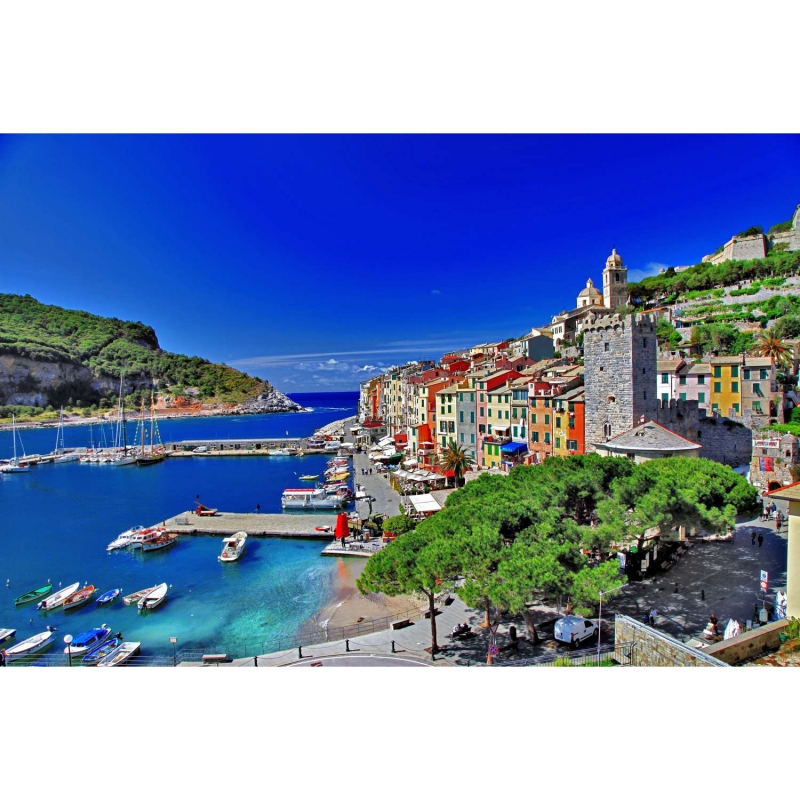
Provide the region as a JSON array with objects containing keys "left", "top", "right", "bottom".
[{"left": 159, "top": 511, "right": 338, "bottom": 538}]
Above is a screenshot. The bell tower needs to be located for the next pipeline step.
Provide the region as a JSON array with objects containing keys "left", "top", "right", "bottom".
[{"left": 603, "top": 248, "right": 628, "bottom": 310}]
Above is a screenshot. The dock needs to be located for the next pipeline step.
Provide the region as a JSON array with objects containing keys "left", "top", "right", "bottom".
[{"left": 159, "top": 511, "right": 339, "bottom": 539}]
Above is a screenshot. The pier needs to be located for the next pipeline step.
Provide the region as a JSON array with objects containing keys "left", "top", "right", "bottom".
[
  {"left": 158, "top": 510, "right": 339, "bottom": 539},
  {"left": 166, "top": 437, "right": 309, "bottom": 453}
]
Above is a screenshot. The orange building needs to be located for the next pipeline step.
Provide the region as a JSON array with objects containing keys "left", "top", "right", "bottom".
[{"left": 552, "top": 387, "right": 585, "bottom": 456}]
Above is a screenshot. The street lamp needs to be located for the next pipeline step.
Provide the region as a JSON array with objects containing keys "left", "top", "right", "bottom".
[
  {"left": 169, "top": 636, "right": 178, "bottom": 667},
  {"left": 64, "top": 634, "right": 73, "bottom": 667},
  {"left": 598, "top": 584, "right": 627, "bottom": 659}
]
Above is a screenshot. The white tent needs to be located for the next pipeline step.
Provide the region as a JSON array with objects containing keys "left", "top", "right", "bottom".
[
  {"left": 409, "top": 493, "right": 442, "bottom": 514},
  {"left": 723, "top": 619, "right": 741, "bottom": 640}
]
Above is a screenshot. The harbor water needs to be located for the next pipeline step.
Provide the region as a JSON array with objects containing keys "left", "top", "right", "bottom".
[{"left": 0, "top": 392, "right": 358, "bottom": 660}]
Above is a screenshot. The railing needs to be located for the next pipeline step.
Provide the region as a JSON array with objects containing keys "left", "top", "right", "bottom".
[{"left": 496, "top": 642, "right": 633, "bottom": 667}]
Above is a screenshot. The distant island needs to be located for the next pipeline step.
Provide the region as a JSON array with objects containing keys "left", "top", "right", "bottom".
[{"left": 0, "top": 293, "right": 302, "bottom": 423}]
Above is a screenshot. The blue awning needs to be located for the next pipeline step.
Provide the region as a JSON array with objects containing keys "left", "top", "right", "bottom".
[{"left": 500, "top": 441, "right": 528, "bottom": 454}]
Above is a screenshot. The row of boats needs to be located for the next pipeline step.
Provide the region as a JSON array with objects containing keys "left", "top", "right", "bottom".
[
  {"left": 12, "top": 579, "right": 170, "bottom": 612},
  {"left": 281, "top": 456, "right": 355, "bottom": 510},
  {"left": 1, "top": 624, "right": 142, "bottom": 665},
  {"left": 106, "top": 525, "right": 178, "bottom": 553}
]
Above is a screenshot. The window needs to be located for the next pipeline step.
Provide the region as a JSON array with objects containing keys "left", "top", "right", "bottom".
[
  {"left": 661, "top": 393, "right": 669, "bottom": 402},
  {"left": 513, "top": 426, "right": 518, "bottom": 437},
  {"left": 480, "top": 393, "right": 484, "bottom": 402},
  {"left": 544, "top": 414, "right": 550, "bottom": 425},
  {"left": 532, "top": 431, "right": 539, "bottom": 443},
  {"left": 661, "top": 374, "right": 668, "bottom": 384},
  {"left": 459, "top": 411, "right": 463, "bottom": 422},
  {"left": 470, "top": 433, "right": 475, "bottom": 443},
  {"left": 731, "top": 381, "right": 739, "bottom": 393},
  {"left": 679, "top": 393, "right": 686, "bottom": 401},
  {"left": 713, "top": 366, "right": 721, "bottom": 378},
  {"left": 556, "top": 418, "right": 561, "bottom": 428},
  {"left": 460, "top": 433, "right": 464, "bottom": 442},
  {"left": 512, "top": 408, "right": 517, "bottom": 418},
  {"left": 753, "top": 382, "right": 762, "bottom": 396},
  {"left": 544, "top": 398, "right": 550, "bottom": 408},
  {"left": 731, "top": 366, "right": 739, "bottom": 378},
  {"left": 470, "top": 411, "right": 475, "bottom": 423},
  {"left": 470, "top": 393, "right": 474, "bottom": 402},
  {"left": 568, "top": 439, "right": 578, "bottom": 452},
  {"left": 480, "top": 408, "right": 484, "bottom": 417},
  {"left": 743, "top": 370, "right": 750, "bottom": 381},
  {"left": 712, "top": 403, "right": 719, "bottom": 411},
  {"left": 505, "top": 410, "right": 509, "bottom": 419},
  {"left": 441, "top": 436, "right": 446, "bottom": 446},
  {"left": 714, "top": 382, "right": 721, "bottom": 393},
  {"left": 531, "top": 413, "right": 536, "bottom": 424},
  {"left": 753, "top": 401, "right": 762, "bottom": 414},
  {"left": 733, "top": 403, "right": 740, "bottom": 414},
  {"left": 521, "top": 410, "right": 526, "bottom": 420},
  {"left": 679, "top": 375, "right": 686, "bottom": 386},
  {"left": 544, "top": 432, "right": 550, "bottom": 444},
  {"left": 698, "top": 374, "right": 705, "bottom": 385},
  {"left": 603, "top": 423, "right": 612, "bottom": 438},
  {"left": 643, "top": 391, "right": 647, "bottom": 399},
  {"left": 604, "top": 342, "right": 609, "bottom": 352},
  {"left": 760, "top": 369, "right": 769, "bottom": 380},
  {"left": 488, "top": 408, "right": 493, "bottom": 417},
  {"left": 698, "top": 392, "right": 705, "bottom": 403}
]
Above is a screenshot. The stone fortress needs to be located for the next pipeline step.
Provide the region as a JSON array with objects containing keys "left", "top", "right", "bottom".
[{"left": 550, "top": 249, "right": 629, "bottom": 346}]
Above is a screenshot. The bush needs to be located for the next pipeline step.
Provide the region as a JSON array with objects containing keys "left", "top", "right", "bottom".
[{"left": 736, "top": 226, "right": 763, "bottom": 238}]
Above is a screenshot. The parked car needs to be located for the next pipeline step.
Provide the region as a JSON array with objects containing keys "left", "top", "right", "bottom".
[{"left": 554, "top": 616, "right": 598, "bottom": 649}]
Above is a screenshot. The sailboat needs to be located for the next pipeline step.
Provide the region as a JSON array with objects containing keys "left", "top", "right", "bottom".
[
  {"left": 79, "top": 423, "right": 97, "bottom": 463},
  {"left": 112, "top": 380, "right": 136, "bottom": 466},
  {"left": 135, "top": 393, "right": 166, "bottom": 466},
  {"left": 3, "top": 415, "right": 30, "bottom": 473},
  {"left": 53, "top": 408, "right": 80, "bottom": 462}
]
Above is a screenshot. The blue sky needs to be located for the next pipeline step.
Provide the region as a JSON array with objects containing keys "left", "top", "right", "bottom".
[{"left": 1, "top": 134, "right": 798, "bottom": 392}]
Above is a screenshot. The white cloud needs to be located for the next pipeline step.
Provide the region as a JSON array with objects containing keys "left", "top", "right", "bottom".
[
  {"left": 431, "top": 289, "right": 441, "bottom": 295},
  {"left": 628, "top": 262, "right": 670, "bottom": 282}
]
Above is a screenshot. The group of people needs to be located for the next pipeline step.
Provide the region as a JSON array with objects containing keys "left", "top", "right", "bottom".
[
  {"left": 762, "top": 501, "right": 785, "bottom": 531},
  {"left": 360, "top": 468, "right": 373, "bottom": 476},
  {"left": 451, "top": 622, "right": 470, "bottom": 637}
]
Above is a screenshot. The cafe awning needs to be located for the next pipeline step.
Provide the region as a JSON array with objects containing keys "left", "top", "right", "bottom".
[
  {"left": 500, "top": 441, "right": 528, "bottom": 454},
  {"left": 409, "top": 494, "right": 442, "bottom": 514}
]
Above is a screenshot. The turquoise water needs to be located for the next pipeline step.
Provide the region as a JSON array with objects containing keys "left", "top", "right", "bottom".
[{"left": 0, "top": 392, "right": 357, "bottom": 660}]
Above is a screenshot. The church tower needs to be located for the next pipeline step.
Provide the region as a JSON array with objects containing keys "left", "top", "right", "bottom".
[{"left": 602, "top": 248, "right": 628, "bottom": 310}]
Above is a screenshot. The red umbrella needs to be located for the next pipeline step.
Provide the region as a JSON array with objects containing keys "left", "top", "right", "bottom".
[{"left": 334, "top": 513, "right": 349, "bottom": 540}]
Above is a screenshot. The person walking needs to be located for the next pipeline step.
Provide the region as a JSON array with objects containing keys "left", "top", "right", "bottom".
[
  {"left": 751, "top": 530, "right": 757, "bottom": 545},
  {"left": 758, "top": 532, "right": 764, "bottom": 548}
]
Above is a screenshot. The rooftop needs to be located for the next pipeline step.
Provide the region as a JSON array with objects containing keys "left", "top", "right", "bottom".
[{"left": 597, "top": 421, "right": 702, "bottom": 453}]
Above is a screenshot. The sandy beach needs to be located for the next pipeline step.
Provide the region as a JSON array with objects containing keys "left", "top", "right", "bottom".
[{"left": 314, "top": 557, "right": 424, "bottom": 631}]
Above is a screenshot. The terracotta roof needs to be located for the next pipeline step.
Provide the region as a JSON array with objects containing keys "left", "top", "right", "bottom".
[
  {"left": 596, "top": 421, "right": 702, "bottom": 453},
  {"left": 766, "top": 482, "right": 800, "bottom": 501}
]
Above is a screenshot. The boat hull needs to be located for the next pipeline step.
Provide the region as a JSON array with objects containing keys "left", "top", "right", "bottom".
[
  {"left": 63, "top": 586, "right": 95, "bottom": 611},
  {"left": 0, "top": 628, "right": 16, "bottom": 645},
  {"left": 82, "top": 636, "right": 122, "bottom": 665},
  {"left": 5, "top": 632, "right": 54, "bottom": 662},
  {"left": 97, "top": 641, "right": 141, "bottom": 667},
  {"left": 135, "top": 454, "right": 165, "bottom": 466},
  {"left": 15, "top": 584, "right": 53, "bottom": 606},
  {"left": 97, "top": 589, "right": 120, "bottom": 605},
  {"left": 38, "top": 582, "right": 81, "bottom": 610}
]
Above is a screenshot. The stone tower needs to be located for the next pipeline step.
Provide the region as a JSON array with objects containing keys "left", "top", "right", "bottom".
[
  {"left": 602, "top": 248, "right": 628, "bottom": 310},
  {"left": 583, "top": 313, "right": 658, "bottom": 451}
]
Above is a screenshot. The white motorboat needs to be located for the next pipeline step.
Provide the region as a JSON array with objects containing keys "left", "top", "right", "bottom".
[
  {"left": 141, "top": 534, "right": 178, "bottom": 553},
  {"left": 5, "top": 631, "right": 54, "bottom": 662},
  {"left": 96, "top": 641, "right": 141, "bottom": 667},
  {"left": 38, "top": 581, "right": 81, "bottom": 610},
  {"left": 281, "top": 488, "right": 343, "bottom": 510},
  {"left": 106, "top": 525, "right": 146, "bottom": 552},
  {"left": 63, "top": 626, "right": 111, "bottom": 655},
  {"left": 123, "top": 585, "right": 158, "bottom": 605},
  {"left": 218, "top": 531, "right": 247, "bottom": 562},
  {"left": 138, "top": 582, "right": 168, "bottom": 610},
  {"left": 267, "top": 448, "right": 292, "bottom": 456}
]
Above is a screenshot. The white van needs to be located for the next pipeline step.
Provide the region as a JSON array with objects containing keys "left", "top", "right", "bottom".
[{"left": 554, "top": 616, "right": 598, "bottom": 648}]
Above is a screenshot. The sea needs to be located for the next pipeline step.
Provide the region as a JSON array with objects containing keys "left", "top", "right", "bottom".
[{"left": 0, "top": 391, "right": 358, "bottom": 661}]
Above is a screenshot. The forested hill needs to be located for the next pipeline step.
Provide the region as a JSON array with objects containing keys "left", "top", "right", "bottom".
[{"left": 0, "top": 293, "right": 265, "bottom": 407}]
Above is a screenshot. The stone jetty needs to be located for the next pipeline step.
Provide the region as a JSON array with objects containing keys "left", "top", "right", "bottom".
[{"left": 158, "top": 511, "right": 338, "bottom": 539}]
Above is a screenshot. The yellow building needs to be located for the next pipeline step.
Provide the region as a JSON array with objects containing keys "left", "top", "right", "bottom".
[
  {"left": 483, "top": 386, "right": 512, "bottom": 468},
  {"left": 435, "top": 384, "right": 458, "bottom": 450},
  {"left": 710, "top": 357, "right": 743, "bottom": 416},
  {"left": 710, "top": 356, "right": 777, "bottom": 417}
]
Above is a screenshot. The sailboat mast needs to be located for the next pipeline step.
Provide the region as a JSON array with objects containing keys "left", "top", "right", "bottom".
[{"left": 120, "top": 377, "right": 127, "bottom": 452}]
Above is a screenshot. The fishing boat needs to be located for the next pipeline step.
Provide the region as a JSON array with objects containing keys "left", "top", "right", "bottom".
[
  {"left": 194, "top": 501, "right": 218, "bottom": 516},
  {"left": 123, "top": 585, "right": 158, "bottom": 605},
  {"left": 106, "top": 525, "right": 146, "bottom": 552},
  {"left": 63, "top": 626, "right": 112, "bottom": 655},
  {"left": 218, "top": 531, "right": 247, "bottom": 562},
  {"left": 134, "top": 394, "right": 166, "bottom": 466},
  {"left": 97, "top": 641, "right": 141, "bottom": 667},
  {"left": 5, "top": 631, "right": 54, "bottom": 662},
  {"left": 63, "top": 585, "right": 96, "bottom": 611},
  {"left": 128, "top": 527, "right": 167, "bottom": 549},
  {"left": 138, "top": 583, "right": 168, "bottom": 610},
  {"left": 81, "top": 636, "right": 122, "bottom": 665},
  {"left": 281, "top": 487, "right": 344, "bottom": 510},
  {"left": 141, "top": 534, "right": 178, "bottom": 553},
  {"left": 52, "top": 408, "right": 80, "bottom": 462},
  {"left": 96, "top": 588, "right": 121, "bottom": 605},
  {"left": 15, "top": 583, "right": 53, "bottom": 606},
  {"left": 2, "top": 415, "right": 30, "bottom": 473},
  {"left": 38, "top": 581, "right": 81, "bottom": 610},
  {"left": 0, "top": 628, "right": 16, "bottom": 645},
  {"left": 299, "top": 474, "right": 319, "bottom": 480}
]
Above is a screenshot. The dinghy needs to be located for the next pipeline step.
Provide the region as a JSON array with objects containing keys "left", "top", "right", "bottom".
[
  {"left": 15, "top": 583, "right": 53, "bottom": 606},
  {"left": 97, "top": 641, "right": 141, "bottom": 667},
  {"left": 38, "top": 582, "right": 80, "bottom": 610},
  {"left": 138, "top": 583, "right": 168, "bottom": 611},
  {"left": 5, "top": 631, "right": 54, "bottom": 662}
]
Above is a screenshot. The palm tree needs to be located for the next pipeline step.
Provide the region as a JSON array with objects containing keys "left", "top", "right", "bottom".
[
  {"left": 439, "top": 439, "right": 473, "bottom": 488},
  {"left": 751, "top": 332, "right": 792, "bottom": 372}
]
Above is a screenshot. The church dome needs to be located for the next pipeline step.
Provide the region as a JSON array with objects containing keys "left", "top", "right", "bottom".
[
  {"left": 606, "top": 248, "right": 624, "bottom": 268},
  {"left": 578, "top": 278, "right": 602, "bottom": 299}
]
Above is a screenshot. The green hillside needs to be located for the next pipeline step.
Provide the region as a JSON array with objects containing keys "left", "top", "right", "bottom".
[{"left": 0, "top": 293, "right": 264, "bottom": 408}]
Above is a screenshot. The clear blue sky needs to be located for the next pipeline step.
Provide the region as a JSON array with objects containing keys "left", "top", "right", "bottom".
[{"left": 1, "top": 134, "right": 798, "bottom": 392}]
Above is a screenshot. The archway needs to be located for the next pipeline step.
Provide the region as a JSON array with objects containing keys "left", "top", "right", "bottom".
[{"left": 768, "top": 481, "right": 781, "bottom": 492}]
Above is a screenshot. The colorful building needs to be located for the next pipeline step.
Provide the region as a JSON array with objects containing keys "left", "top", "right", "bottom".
[{"left": 552, "top": 386, "right": 586, "bottom": 456}]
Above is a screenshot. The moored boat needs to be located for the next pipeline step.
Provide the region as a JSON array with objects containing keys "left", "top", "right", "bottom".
[
  {"left": 141, "top": 534, "right": 178, "bottom": 553},
  {"left": 15, "top": 583, "right": 53, "bottom": 606},
  {"left": 96, "top": 588, "right": 121, "bottom": 605},
  {"left": 82, "top": 636, "right": 122, "bottom": 665},
  {"left": 63, "top": 585, "right": 96, "bottom": 611},
  {"left": 299, "top": 474, "right": 319, "bottom": 481},
  {"left": 64, "top": 626, "right": 112, "bottom": 655},
  {"left": 5, "top": 631, "right": 54, "bottom": 662},
  {"left": 38, "top": 581, "right": 80, "bottom": 610},
  {"left": 0, "top": 628, "right": 16, "bottom": 645},
  {"left": 138, "top": 583, "right": 168, "bottom": 610},
  {"left": 123, "top": 585, "right": 158, "bottom": 605},
  {"left": 97, "top": 641, "right": 141, "bottom": 667},
  {"left": 218, "top": 531, "right": 247, "bottom": 563},
  {"left": 128, "top": 527, "right": 167, "bottom": 549},
  {"left": 107, "top": 525, "right": 146, "bottom": 551},
  {"left": 281, "top": 488, "right": 343, "bottom": 510}
]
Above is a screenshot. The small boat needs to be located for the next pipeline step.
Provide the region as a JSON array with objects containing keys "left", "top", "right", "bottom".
[
  {"left": 0, "top": 628, "right": 16, "bottom": 645},
  {"left": 3, "top": 415, "right": 30, "bottom": 473},
  {"left": 106, "top": 525, "right": 146, "bottom": 552},
  {"left": 315, "top": 525, "right": 332, "bottom": 532},
  {"left": 128, "top": 527, "right": 167, "bottom": 549},
  {"left": 138, "top": 583, "right": 168, "bottom": 611},
  {"left": 194, "top": 502, "right": 218, "bottom": 516},
  {"left": 141, "top": 534, "right": 178, "bottom": 553},
  {"left": 82, "top": 636, "right": 122, "bottom": 665},
  {"left": 97, "top": 641, "right": 141, "bottom": 667},
  {"left": 15, "top": 583, "right": 53, "bottom": 606},
  {"left": 299, "top": 474, "right": 319, "bottom": 481},
  {"left": 96, "top": 588, "right": 121, "bottom": 605},
  {"left": 5, "top": 631, "right": 54, "bottom": 662},
  {"left": 64, "top": 626, "right": 112, "bottom": 655},
  {"left": 38, "top": 581, "right": 80, "bottom": 610},
  {"left": 63, "top": 585, "right": 96, "bottom": 611},
  {"left": 267, "top": 449, "right": 292, "bottom": 456},
  {"left": 123, "top": 585, "right": 157, "bottom": 605},
  {"left": 282, "top": 488, "right": 343, "bottom": 510},
  {"left": 218, "top": 531, "right": 247, "bottom": 563}
]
